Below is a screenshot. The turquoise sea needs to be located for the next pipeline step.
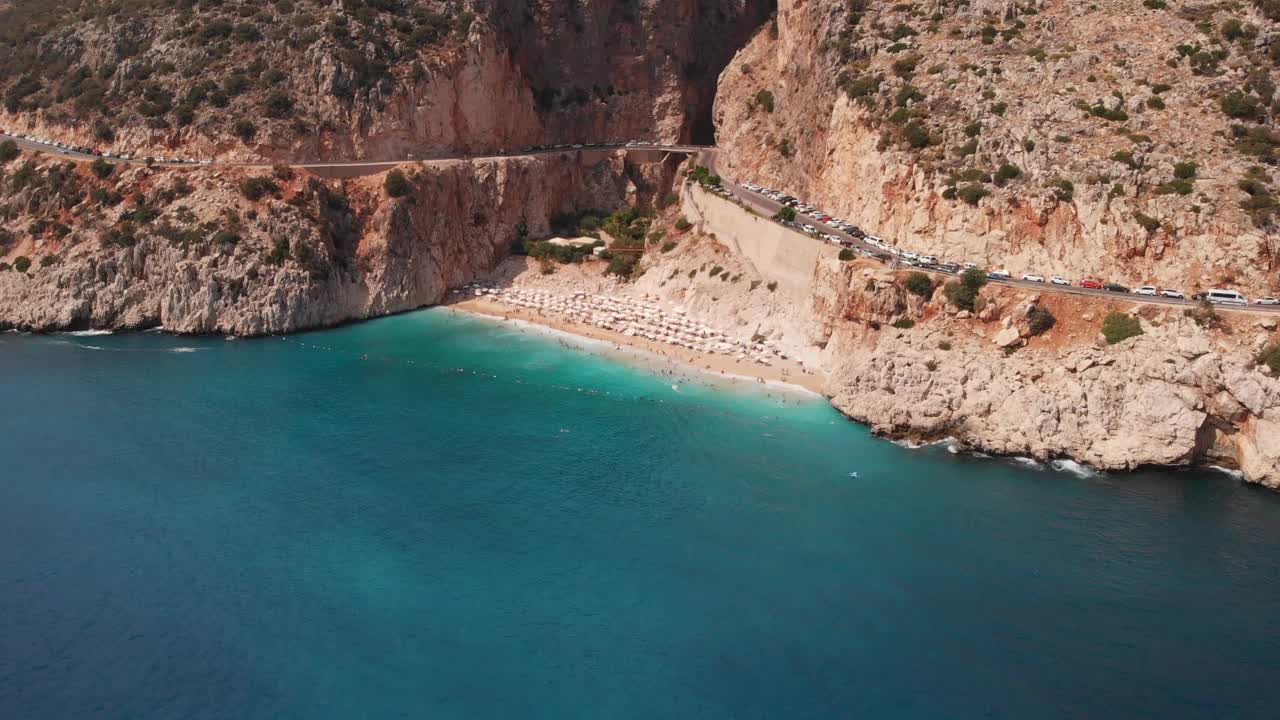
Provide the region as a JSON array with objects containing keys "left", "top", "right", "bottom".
[{"left": 2, "top": 309, "right": 1279, "bottom": 719}]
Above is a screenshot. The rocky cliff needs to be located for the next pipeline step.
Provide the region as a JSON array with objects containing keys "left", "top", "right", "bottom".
[
  {"left": 0, "top": 150, "right": 672, "bottom": 334},
  {"left": 713, "top": 0, "right": 1280, "bottom": 295},
  {"left": 0, "top": 0, "right": 773, "bottom": 159},
  {"left": 620, "top": 182, "right": 1280, "bottom": 486}
]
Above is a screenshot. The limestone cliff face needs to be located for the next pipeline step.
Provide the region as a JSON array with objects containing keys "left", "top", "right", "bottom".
[
  {"left": 0, "top": 152, "right": 664, "bottom": 335},
  {"left": 0, "top": 0, "right": 773, "bottom": 160},
  {"left": 713, "top": 0, "right": 1280, "bottom": 296},
  {"left": 631, "top": 182, "right": 1280, "bottom": 486}
]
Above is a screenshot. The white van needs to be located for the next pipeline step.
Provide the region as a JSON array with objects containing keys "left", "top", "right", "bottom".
[{"left": 1205, "top": 289, "right": 1248, "bottom": 306}]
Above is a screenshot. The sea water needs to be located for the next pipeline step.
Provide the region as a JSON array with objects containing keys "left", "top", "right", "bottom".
[{"left": 2, "top": 310, "right": 1279, "bottom": 719}]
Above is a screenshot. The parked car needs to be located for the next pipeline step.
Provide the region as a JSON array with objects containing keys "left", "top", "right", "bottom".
[
  {"left": 801, "top": 224, "right": 818, "bottom": 235},
  {"left": 936, "top": 262, "right": 960, "bottom": 274},
  {"left": 1022, "top": 273, "right": 1045, "bottom": 283},
  {"left": 1160, "top": 289, "right": 1185, "bottom": 299},
  {"left": 1257, "top": 296, "right": 1280, "bottom": 305},
  {"left": 1132, "top": 286, "right": 1158, "bottom": 296},
  {"left": 918, "top": 255, "right": 939, "bottom": 266},
  {"left": 1104, "top": 283, "right": 1130, "bottom": 293},
  {"left": 988, "top": 270, "right": 1012, "bottom": 279},
  {"left": 1079, "top": 279, "right": 1103, "bottom": 289},
  {"left": 1050, "top": 276, "right": 1071, "bottom": 286},
  {"left": 1205, "top": 288, "right": 1248, "bottom": 306}
]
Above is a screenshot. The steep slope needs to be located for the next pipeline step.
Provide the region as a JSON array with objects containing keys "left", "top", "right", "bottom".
[
  {"left": 714, "top": 0, "right": 1280, "bottom": 295},
  {"left": 0, "top": 0, "right": 773, "bottom": 160},
  {"left": 0, "top": 150, "right": 674, "bottom": 334}
]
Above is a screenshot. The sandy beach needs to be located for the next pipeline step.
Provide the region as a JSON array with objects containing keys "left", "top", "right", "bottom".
[{"left": 450, "top": 296, "right": 827, "bottom": 395}]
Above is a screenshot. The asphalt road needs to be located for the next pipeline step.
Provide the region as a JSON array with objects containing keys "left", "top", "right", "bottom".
[
  {"left": 4, "top": 130, "right": 1276, "bottom": 314},
  {"left": 701, "top": 160, "right": 1280, "bottom": 316},
  {"left": 0, "top": 132, "right": 710, "bottom": 169}
]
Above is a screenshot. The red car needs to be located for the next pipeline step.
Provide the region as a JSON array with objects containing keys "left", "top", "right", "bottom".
[{"left": 1079, "top": 279, "right": 1103, "bottom": 289}]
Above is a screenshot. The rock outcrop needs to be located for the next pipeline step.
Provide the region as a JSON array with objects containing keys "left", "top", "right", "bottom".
[
  {"left": 626, "top": 182, "right": 1280, "bottom": 487},
  {"left": 0, "top": 0, "right": 773, "bottom": 159},
  {"left": 713, "top": 0, "right": 1280, "bottom": 296},
  {"left": 0, "top": 151, "right": 674, "bottom": 335}
]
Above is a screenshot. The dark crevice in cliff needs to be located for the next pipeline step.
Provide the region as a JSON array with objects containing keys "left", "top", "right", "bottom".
[{"left": 688, "top": 1, "right": 777, "bottom": 146}]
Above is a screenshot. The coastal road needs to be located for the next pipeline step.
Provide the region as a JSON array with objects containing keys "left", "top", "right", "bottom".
[
  {"left": 5, "top": 126, "right": 1276, "bottom": 315},
  {"left": 0, "top": 131, "right": 709, "bottom": 170},
  {"left": 698, "top": 152, "right": 1280, "bottom": 316}
]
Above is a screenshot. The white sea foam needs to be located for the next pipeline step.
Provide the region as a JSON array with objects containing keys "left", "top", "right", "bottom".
[
  {"left": 169, "top": 347, "right": 205, "bottom": 353},
  {"left": 1010, "top": 456, "right": 1043, "bottom": 470},
  {"left": 1050, "top": 459, "right": 1101, "bottom": 478},
  {"left": 1209, "top": 465, "right": 1246, "bottom": 480},
  {"left": 64, "top": 329, "right": 113, "bottom": 337}
]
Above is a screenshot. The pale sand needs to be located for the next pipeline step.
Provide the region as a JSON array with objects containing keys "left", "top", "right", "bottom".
[{"left": 451, "top": 297, "right": 828, "bottom": 395}]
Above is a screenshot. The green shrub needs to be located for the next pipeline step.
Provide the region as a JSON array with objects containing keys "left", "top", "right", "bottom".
[
  {"left": 213, "top": 230, "right": 241, "bottom": 246},
  {"left": 605, "top": 252, "right": 639, "bottom": 278},
  {"left": 1027, "top": 306, "right": 1056, "bottom": 335},
  {"left": 1134, "top": 212, "right": 1161, "bottom": 232},
  {"left": 1221, "top": 91, "right": 1262, "bottom": 120},
  {"left": 232, "top": 119, "right": 257, "bottom": 141},
  {"left": 990, "top": 101, "right": 1008, "bottom": 115},
  {"left": 384, "top": 169, "right": 412, "bottom": 197},
  {"left": 773, "top": 206, "right": 796, "bottom": 222},
  {"left": 1173, "top": 161, "right": 1198, "bottom": 180},
  {"left": 838, "top": 248, "right": 855, "bottom": 261},
  {"left": 754, "top": 89, "right": 775, "bottom": 113},
  {"left": 1052, "top": 178, "right": 1075, "bottom": 201},
  {"left": 1101, "top": 311, "right": 1143, "bottom": 344},
  {"left": 892, "top": 317, "right": 916, "bottom": 329},
  {"left": 767, "top": 281, "right": 778, "bottom": 291},
  {"left": 1147, "top": 96, "right": 1165, "bottom": 110},
  {"left": 905, "top": 271, "right": 934, "bottom": 297},
  {"left": 263, "top": 91, "right": 294, "bottom": 118},
  {"left": 13, "top": 256, "right": 31, "bottom": 272},
  {"left": 903, "top": 120, "right": 931, "bottom": 148},
  {"left": 660, "top": 241, "right": 677, "bottom": 253},
  {"left": 90, "top": 157, "right": 113, "bottom": 179},
  {"left": 39, "top": 254, "right": 57, "bottom": 267},
  {"left": 1257, "top": 344, "right": 1280, "bottom": 375},
  {"left": 674, "top": 216, "right": 692, "bottom": 231},
  {"left": 0, "top": 139, "right": 18, "bottom": 163},
  {"left": 994, "top": 162, "right": 1021, "bottom": 185},
  {"left": 957, "top": 183, "right": 987, "bottom": 205},
  {"left": 239, "top": 176, "right": 278, "bottom": 201}
]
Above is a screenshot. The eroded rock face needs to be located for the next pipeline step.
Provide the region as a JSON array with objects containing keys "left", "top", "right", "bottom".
[
  {"left": 0, "top": 0, "right": 774, "bottom": 160},
  {"left": 0, "top": 152, "right": 668, "bottom": 335},
  {"left": 712, "top": 0, "right": 1280, "bottom": 296},
  {"left": 823, "top": 316, "right": 1279, "bottom": 474},
  {"left": 628, "top": 187, "right": 1280, "bottom": 485}
]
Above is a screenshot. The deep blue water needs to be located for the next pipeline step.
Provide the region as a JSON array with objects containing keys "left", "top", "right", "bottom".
[{"left": 2, "top": 309, "right": 1280, "bottom": 719}]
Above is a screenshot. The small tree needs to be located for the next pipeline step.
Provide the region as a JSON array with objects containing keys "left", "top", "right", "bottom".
[
  {"left": 674, "top": 216, "right": 692, "bottom": 231},
  {"left": 838, "top": 248, "right": 855, "bottom": 261},
  {"left": 0, "top": 139, "right": 18, "bottom": 163},
  {"left": 905, "top": 271, "right": 934, "bottom": 297},
  {"left": 13, "top": 256, "right": 31, "bottom": 272},
  {"left": 384, "top": 169, "right": 412, "bottom": 197},
  {"left": 1101, "top": 311, "right": 1143, "bottom": 344},
  {"left": 773, "top": 206, "right": 796, "bottom": 222},
  {"left": 90, "top": 157, "right": 114, "bottom": 180}
]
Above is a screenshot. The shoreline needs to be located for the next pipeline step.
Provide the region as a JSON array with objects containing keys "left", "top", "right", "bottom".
[{"left": 448, "top": 297, "right": 827, "bottom": 396}]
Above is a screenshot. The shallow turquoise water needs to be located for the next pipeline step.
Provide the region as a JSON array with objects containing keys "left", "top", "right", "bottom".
[{"left": 2, "top": 309, "right": 1279, "bottom": 719}]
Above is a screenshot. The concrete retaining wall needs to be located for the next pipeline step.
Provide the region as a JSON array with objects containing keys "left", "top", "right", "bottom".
[{"left": 681, "top": 183, "right": 835, "bottom": 296}]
